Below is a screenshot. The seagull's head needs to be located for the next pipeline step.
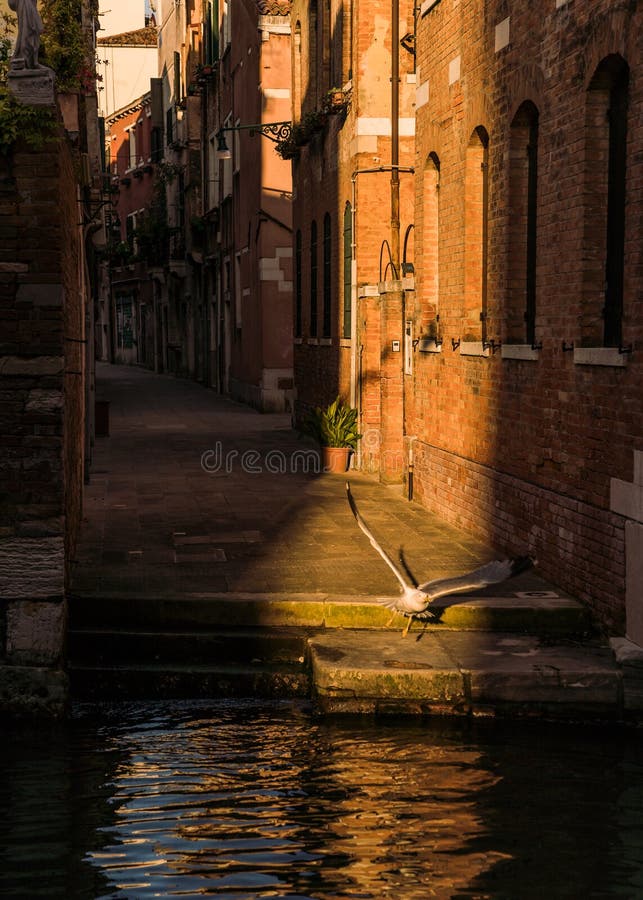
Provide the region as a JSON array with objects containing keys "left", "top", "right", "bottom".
[{"left": 400, "top": 586, "right": 431, "bottom": 614}]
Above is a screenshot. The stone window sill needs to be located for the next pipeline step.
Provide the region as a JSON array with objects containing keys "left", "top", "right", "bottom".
[
  {"left": 460, "top": 341, "right": 490, "bottom": 358},
  {"left": 418, "top": 338, "right": 442, "bottom": 353},
  {"left": 573, "top": 347, "right": 629, "bottom": 368},
  {"left": 339, "top": 338, "right": 351, "bottom": 348},
  {"left": 319, "top": 338, "right": 332, "bottom": 346},
  {"left": 501, "top": 344, "right": 540, "bottom": 361},
  {"left": 307, "top": 338, "right": 319, "bottom": 345},
  {"left": 294, "top": 337, "right": 303, "bottom": 345}
]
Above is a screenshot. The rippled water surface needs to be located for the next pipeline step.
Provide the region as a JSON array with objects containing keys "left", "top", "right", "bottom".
[{"left": 2, "top": 701, "right": 643, "bottom": 899}]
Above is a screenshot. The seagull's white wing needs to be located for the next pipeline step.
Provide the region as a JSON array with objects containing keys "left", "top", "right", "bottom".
[
  {"left": 346, "top": 482, "right": 411, "bottom": 593},
  {"left": 418, "top": 556, "right": 533, "bottom": 601}
]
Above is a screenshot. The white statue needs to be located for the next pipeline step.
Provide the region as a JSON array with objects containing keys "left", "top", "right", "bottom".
[{"left": 8, "top": 0, "right": 45, "bottom": 70}]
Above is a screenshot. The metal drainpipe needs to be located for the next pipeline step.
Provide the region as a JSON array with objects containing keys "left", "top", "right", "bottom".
[
  {"left": 391, "top": 0, "right": 400, "bottom": 275},
  {"left": 350, "top": 165, "right": 414, "bottom": 469}
]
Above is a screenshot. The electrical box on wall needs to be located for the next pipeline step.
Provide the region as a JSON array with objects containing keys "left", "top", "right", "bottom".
[{"left": 392, "top": 340, "right": 400, "bottom": 352}]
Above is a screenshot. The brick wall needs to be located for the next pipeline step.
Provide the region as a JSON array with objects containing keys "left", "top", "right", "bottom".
[
  {"left": 410, "top": 0, "right": 642, "bottom": 632},
  {"left": 0, "top": 133, "right": 85, "bottom": 715},
  {"left": 292, "top": 0, "right": 416, "bottom": 421}
]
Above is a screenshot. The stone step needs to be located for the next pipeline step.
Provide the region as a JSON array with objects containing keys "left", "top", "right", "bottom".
[
  {"left": 69, "top": 661, "right": 310, "bottom": 701},
  {"left": 68, "top": 590, "right": 593, "bottom": 636},
  {"left": 309, "top": 630, "right": 622, "bottom": 721},
  {"left": 68, "top": 626, "right": 310, "bottom": 667}
]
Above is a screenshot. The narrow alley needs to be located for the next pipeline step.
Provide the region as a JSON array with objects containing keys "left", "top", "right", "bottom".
[{"left": 65, "top": 363, "right": 633, "bottom": 722}]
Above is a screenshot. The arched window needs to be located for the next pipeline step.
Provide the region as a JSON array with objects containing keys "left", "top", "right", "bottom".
[
  {"left": 584, "top": 55, "right": 628, "bottom": 347},
  {"left": 464, "top": 127, "right": 489, "bottom": 341},
  {"left": 422, "top": 153, "right": 440, "bottom": 325},
  {"left": 295, "top": 229, "right": 302, "bottom": 338},
  {"left": 507, "top": 102, "right": 539, "bottom": 344},
  {"left": 343, "top": 202, "right": 352, "bottom": 339},
  {"left": 310, "top": 220, "right": 318, "bottom": 337},
  {"left": 323, "top": 213, "right": 331, "bottom": 338}
]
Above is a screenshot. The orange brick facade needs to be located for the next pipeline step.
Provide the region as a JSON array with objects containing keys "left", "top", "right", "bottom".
[
  {"left": 409, "top": 0, "right": 642, "bottom": 632},
  {"left": 290, "top": 0, "right": 416, "bottom": 462}
]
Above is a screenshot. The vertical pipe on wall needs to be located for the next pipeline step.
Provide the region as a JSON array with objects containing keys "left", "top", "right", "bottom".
[{"left": 391, "top": 0, "right": 400, "bottom": 276}]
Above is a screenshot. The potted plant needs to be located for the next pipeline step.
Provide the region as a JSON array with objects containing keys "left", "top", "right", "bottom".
[
  {"left": 302, "top": 396, "right": 361, "bottom": 473},
  {"left": 322, "top": 86, "right": 351, "bottom": 115}
]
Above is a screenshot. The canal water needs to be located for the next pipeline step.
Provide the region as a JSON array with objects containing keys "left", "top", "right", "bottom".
[{"left": 2, "top": 701, "right": 643, "bottom": 899}]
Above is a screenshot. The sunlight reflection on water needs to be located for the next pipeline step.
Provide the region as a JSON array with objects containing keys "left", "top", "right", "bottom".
[{"left": 2, "top": 700, "right": 643, "bottom": 899}]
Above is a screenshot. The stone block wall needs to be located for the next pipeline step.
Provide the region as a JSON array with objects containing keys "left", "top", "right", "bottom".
[{"left": 0, "top": 134, "right": 85, "bottom": 715}]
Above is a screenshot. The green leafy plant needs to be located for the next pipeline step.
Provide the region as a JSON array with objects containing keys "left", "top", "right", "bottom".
[
  {"left": 322, "top": 86, "right": 351, "bottom": 115},
  {"left": 276, "top": 110, "right": 329, "bottom": 159},
  {"left": 40, "top": 0, "right": 86, "bottom": 92},
  {"left": 302, "top": 397, "right": 361, "bottom": 450}
]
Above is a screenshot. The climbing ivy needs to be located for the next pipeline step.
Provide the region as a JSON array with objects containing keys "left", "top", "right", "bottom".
[{"left": 40, "top": 0, "right": 86, "bottom": 92}]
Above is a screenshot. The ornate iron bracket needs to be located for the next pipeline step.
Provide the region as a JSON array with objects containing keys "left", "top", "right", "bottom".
[{"left": 217, "top": 121, "right": 292, "bottom": 145}]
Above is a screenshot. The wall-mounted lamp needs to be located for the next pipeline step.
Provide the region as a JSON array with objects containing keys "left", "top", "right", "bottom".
[
  {"left": 484, "top": 339, "right": 501, "bottom": 354},
  {"left": 562, "top": 340, "right": 574, "bottom": 352},
  {"left": 215, "top": 121, "right": 292, "bottom": 160},
  {"left": 216, "top": 130, "right": 232, "bottom": 160},
  {"left": 451, "top": 337, "right": 461, "bottom": 351}
]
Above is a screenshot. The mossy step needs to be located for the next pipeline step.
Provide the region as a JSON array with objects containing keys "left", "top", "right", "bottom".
[{"left": 69, "top": 592, "right": 592, "bottom": 636}]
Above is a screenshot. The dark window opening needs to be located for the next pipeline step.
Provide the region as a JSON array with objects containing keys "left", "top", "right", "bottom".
[
  {"left": 310, "top": 220, "right": 318, "bottom": 338},
  {"left": 322, "top": 213, "right": 331, "bottom": 338},
  {"left": 507, "top": 102, "right": 539, "bottom": 344},
  {"left": 343, "top": 203, "right": 352, "bottom": 339},
  {"left": 295, "top": 229, "right": 302, "bottom": 338}
]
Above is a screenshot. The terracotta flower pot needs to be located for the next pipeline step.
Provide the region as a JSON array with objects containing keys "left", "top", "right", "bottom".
[{"left": 322, "top": 446, "right": 352, "bottom": 473}]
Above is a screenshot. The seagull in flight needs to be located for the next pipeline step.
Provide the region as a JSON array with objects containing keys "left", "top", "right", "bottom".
[{"left": 346, "top": 482, "right": 534, "bottom": 636}]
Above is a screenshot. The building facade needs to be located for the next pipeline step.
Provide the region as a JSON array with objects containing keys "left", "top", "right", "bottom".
[
  {"left": 290, "top": 0, "right": 642, "bottom": 637},
  {"left": 407, "top": 0, "right": 642, "bottom": 636},
  {"left": 289, "top": 0, "right": 416, "bottom": 476},
  {"left": 104, "top": 93, "right": 157, "bottom": 367},
  {"left": 201, "top": 0, "right": 295, "bottom": 411}
]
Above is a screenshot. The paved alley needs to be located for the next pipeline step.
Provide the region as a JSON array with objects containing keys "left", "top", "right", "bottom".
[{"left": 72, "top": 363, "right": 540, "bottom": 604}]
